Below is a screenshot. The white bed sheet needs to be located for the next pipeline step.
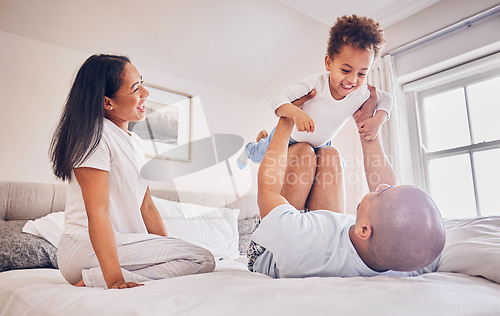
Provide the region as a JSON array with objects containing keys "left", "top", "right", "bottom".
[{"left": 1, "top": 256, "right": 500, "bottom": 316}]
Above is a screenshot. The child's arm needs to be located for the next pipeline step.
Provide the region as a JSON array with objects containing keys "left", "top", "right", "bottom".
[
  {"left": 272, "top": 77, "right": 318, "bottom": 133},
  {"left": 275, "top": 103, "right": 315, "bottom": 133},
  {"left": 275, "top": 89, "right": 317, "bottom": 133}
]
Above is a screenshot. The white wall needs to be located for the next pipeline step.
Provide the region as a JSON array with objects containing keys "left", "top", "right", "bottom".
[
  {"left": 0, "top": 31, "right": 364, "bottom": 210},
  {"left": 0, "top": 31, "right": 271, "bottom": 190},
  {"left": 0, "top": 31, "right": 87, "bottom": 184},
  {"left": 3, "top": 1, "right": 496, "bottom": 212}
]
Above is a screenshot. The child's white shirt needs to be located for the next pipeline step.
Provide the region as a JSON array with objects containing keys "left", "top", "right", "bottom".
[{"left": 270, "top": 72, "right": 392, "bottom": 147}]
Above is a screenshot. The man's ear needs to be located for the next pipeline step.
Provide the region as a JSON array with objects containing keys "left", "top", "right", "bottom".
[
  {"left": 325, "top": 55, "right": 332, "bottom": 71},
  {"left": 355, "top": 224, "right": 372, "bottom": 240},
  {"left": 103, "top": 97, "right": 113, "bottom": 111}
]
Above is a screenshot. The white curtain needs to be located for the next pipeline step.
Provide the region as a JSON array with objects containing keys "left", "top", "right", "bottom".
[{"left": 366, "top": 54, "right": 403, "bottom": 184}]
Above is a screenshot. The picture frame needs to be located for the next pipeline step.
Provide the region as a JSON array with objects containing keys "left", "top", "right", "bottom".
[{"left": 129, "top": 84, "right": 192, "bottom": 162}]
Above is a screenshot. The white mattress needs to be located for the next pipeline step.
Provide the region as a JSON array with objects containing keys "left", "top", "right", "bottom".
[{"left": 1, "top": 256, "right": 500, "bottom": 316}]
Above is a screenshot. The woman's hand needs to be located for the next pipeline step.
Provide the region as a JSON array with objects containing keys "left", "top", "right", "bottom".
[{"left": 109, "top": 280, "right": 144, "bottom": 290}]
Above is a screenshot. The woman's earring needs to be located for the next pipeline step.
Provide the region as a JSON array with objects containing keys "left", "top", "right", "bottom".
[{"left": 109, "top": 107, "right": 113, "bottom": 110}]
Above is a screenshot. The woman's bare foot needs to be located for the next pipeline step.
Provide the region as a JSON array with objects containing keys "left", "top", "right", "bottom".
[{"left": 74, "top": 278, "right": 85, "bottom": 287}]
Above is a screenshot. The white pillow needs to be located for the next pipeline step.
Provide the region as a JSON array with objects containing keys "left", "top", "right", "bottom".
[
  {"left": 152, "top": 196, "right": 240, "bottom": 259},
  {"left": 438, "top": 216, "right": 500, "bottom": 283},
  {"left": 22, "top": 197, "right": 241, "bottom": 260},
  {"left": 22, "top": 212, "right": 65, "bottom": 248}
]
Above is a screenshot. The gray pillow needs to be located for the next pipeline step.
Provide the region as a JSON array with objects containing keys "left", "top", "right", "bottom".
[
  {"left": 238, "top": 215, "right": 261, "bottom": 255},
  {"left": 0, "top": 220, "right": 58, "bottom": 272}
]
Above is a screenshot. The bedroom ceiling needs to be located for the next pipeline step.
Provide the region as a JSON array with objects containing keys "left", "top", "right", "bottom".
[{"left": 0, "top": 0, "right": 439, "bottom": 99}]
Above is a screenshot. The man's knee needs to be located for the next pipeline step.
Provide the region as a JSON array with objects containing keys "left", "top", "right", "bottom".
[
  {"left": 316, "top": 147, "right": 343, "bottom": 170},
  {"left": 288, "top": 143, "right": 317, "bottom": 168}
]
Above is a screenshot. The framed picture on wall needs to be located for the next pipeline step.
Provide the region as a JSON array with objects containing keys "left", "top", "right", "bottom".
[{"left": 129, "top": 85, "right": 192, "bottom": 162}]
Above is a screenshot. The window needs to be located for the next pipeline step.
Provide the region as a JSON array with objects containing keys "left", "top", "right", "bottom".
[{"left": 415, "top": 72, "right": 500, "bottom": 218}]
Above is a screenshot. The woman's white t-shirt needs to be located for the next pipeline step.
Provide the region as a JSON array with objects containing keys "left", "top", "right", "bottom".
[{"left": 63, "top": 118, "right": 148, "bottom": 235}]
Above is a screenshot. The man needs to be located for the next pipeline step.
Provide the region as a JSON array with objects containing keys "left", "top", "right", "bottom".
[{"left": 248, "top": 110, "right": 446, "bottom": 279}]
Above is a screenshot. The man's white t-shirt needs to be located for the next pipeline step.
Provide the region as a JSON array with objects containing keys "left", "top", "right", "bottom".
[
  {"left": 252, "top": 204, "right": 439, "bottom": 278},
  {"left": 270, "top": 72, "right": 393, "bottom": 148},
  {"left": 64, "top": 118, "right": 148, "bottom": 235}
]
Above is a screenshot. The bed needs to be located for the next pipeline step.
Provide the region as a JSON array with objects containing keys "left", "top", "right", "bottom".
[{"left": 1, "top": 181, "right": 500, "bottom": 316}]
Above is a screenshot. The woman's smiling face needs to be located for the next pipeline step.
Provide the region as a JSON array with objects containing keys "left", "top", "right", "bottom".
[
  {"left": 104, "top": 62, "right": 149, "bottom": 131},
  {"left": 325, "top": 45, "right": 374, "bottom": 100}
]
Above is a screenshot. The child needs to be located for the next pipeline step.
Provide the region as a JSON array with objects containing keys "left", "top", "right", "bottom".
[{"left": 238, "top": 15, "right": 390, "bottom": 168}]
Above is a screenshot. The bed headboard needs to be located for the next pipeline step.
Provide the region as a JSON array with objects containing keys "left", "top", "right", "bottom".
[{"left": 0, "top": 181, "right": 259, "bottom": 221}]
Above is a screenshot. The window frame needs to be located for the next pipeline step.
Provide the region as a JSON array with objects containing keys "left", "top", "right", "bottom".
[{"left": 403, "top": 53, "right": 500, "bottom": 217}]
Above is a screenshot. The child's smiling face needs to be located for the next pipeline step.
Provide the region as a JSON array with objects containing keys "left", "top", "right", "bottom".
[{"left": 325, "top": 45, "right": 374, "bottom": 100}]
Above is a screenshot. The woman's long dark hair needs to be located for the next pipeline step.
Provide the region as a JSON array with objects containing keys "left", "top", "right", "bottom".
[{"left": 49, "top": 54, "right": 131, "bottom": 181}]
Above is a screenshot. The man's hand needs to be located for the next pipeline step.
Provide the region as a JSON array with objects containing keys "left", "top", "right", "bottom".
[
  {"left": 291, "top": 89, "right": 317, "bottom": 108},
  {"left": 353, "top": 85, "right": 377, "bottom": 128},
  {"left": 358, "top": 110, "right": 388, "bottom": 141}
]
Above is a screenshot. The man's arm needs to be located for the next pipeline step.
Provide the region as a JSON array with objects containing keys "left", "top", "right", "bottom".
[
  {"left": 257, "top": 90, "right": 317, "bottom": 218},
  {"left": 353, "top": 85, "right": 378, "bottom": 127},
  {"left": 257, "top": 118, "right": 295, "bottom": 218},
  {"left": 359, "top": 135, "right": 396, "bottom": 192}
]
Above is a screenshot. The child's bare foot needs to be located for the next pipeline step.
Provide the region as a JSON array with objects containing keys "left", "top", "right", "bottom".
[
  {"left": 256, "top": 130, "right": 269, "bottom": 142},
  {"left": 74, "top": 278, "right": 85, "bottom": 287}
]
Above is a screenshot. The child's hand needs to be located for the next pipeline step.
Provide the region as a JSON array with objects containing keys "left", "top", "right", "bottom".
[
  {"left": 293, "top": 110, "right": 315, "bottom": 133},
  {"left": 358, "top": 110, "right": 388, "bottom": 141}
]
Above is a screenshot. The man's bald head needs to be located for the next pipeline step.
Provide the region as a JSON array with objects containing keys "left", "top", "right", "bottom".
[{"left": 367, "top": 185, "right": 445, "bottom": 271}]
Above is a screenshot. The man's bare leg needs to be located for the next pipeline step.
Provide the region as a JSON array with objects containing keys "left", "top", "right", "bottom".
[
  {"left": 280, "top": 143, "right": 316, "bottom": 210},
  {"left": 306, "top": 147, "right": 345, "bottom": 213}
]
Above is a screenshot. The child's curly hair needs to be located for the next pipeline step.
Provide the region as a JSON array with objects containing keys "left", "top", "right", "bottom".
[{"left": 327, "top": 15, "right": 386, "bottom": 59}]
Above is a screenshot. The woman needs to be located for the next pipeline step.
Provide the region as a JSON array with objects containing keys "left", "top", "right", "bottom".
[{"left": 50, "top": 54, "right": 215, "bottom": 289}]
